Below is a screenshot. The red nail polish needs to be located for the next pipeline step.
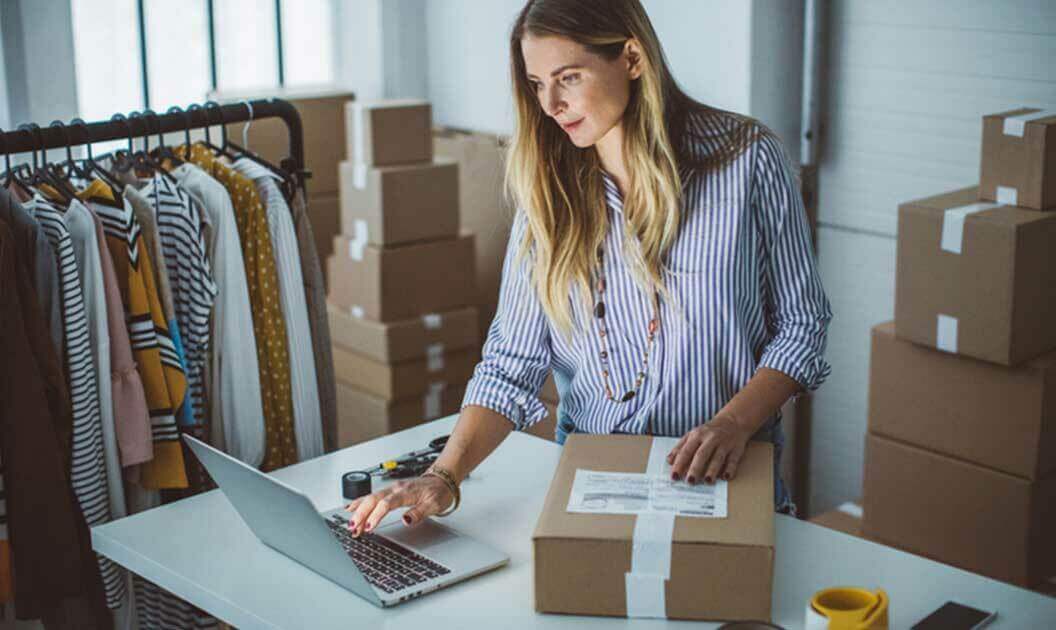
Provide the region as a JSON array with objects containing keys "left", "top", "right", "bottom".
[
  {"left": 722, "top": 473, "right": 731, "bottom": 481},
  {"left": 687, "top": 476, "right": 696, "bottom": 484},
  {"left": 704, "top": 476, "right": 712, "bottom": 484},
  {"left": 403, "top": 514, "right": 412, "bottom": 525},
  {"left": 671, "top": 472, "right": 681, "bottom": 481}
]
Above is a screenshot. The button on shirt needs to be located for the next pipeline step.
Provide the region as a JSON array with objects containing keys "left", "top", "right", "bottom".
[{"left": 461, "top": 112, "right": 832, "bottom": 438}]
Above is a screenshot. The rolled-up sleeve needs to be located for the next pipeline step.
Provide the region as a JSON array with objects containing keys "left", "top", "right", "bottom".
[
  {"left": 461, "top": 212, "right": 551, "bottom": 429},
  {"left": 751, "top": 130, "right": 833, "bottom": 392}
]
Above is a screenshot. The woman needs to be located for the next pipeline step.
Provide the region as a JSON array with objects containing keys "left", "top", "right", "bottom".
[{"left": 346, "top": 0, "right": 831, "bottom": 535}]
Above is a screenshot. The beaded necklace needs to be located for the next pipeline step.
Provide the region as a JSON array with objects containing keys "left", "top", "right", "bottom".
[{"left": 592, "top": 244, "right": 660, "bottom": 403}]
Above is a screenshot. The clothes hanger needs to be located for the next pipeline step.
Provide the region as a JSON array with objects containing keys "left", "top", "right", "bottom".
[
  {"left": 109, "top": 112, "right": 137, "bottom": 176},
  {"left": 0, "top": 127, "right": 13, "bottom": 189},
  {"left": 154, "top": 106, "right": 186, "bottom": 167},
  {"left": 70, "top": 117, "right": 123, "bottom": 195},
  {"left": 19, "top": 123, "right": 74, "bottom": 204},
  {"left": 43, "top": 120, "right": 81, "bottom": 202},
  {"left": 139, "top": 109, "right": 181, "bottom": 185},
  {"left": 223, "top": 100, "right": 298, "bottom": 200},
  {"left": 202, "top": 100, "right": 241, "bottom": 161}
]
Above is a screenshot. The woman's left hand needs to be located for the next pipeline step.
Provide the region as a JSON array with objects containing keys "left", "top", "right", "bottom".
[{"left": 666, "top": 414, "right": 753, "bottom": 484}]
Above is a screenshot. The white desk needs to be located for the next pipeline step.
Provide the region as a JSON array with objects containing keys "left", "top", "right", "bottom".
[{"left": 92, "top": 416, "right": 1056, "bottom": 628}]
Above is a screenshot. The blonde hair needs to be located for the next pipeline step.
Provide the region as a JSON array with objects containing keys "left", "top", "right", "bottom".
[{"left": 506, "top": 0, "right": 756, "bottom": 338}]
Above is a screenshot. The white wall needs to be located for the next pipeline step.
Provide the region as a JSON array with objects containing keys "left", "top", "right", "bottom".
[
  {"left": 0, "top": 0, "right": 79, "bottom": 127},
  {"left": 809, "top": 0, "right": 1056, "bottom": 514}
]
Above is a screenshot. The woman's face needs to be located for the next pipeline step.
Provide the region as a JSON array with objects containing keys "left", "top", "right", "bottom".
[{"left": 521, "top": 34, "right": 639, "bottom": 149}]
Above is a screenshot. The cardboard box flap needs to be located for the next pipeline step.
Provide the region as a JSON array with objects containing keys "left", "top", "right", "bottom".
[
  {"left": 533, "top": 435, "right": 773, "bottom": 548},
  {"left": 904, "top": 187, "right": 1056, "bottom": 228}
]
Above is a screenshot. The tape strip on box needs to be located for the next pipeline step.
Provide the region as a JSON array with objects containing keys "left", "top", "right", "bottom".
[
  {"left": 936, "top": 314, "right": 958, "bottom": 353},
  {"left": 940, "top": 202, "right": 1000, "bottom": 254},
  {"left": 1002, "top": 108, "right": 1056, "bottom": 137},
  {"left": 624, "top": 436, "right": 679, "bottom": 619},
  {"left": 353, "top": 163, "right": 368, "bottom": 190},
  {"left": 996, "top": 186, "right": 1018, "bottom": 206},
  {"left": 352, "top": 103, "right": 365, "bottom": 163},
  {"left": 348, "top": 220, "right": 369, "bottom": 260},
  {"left": 423, "top": 382, "right": 445, "bottom": 419},
  {"left": 422, "top": 313, "right": 443, "bottom": 330},
  {"left": 426, "top": 343, "right": 445, "bottom": 372}
]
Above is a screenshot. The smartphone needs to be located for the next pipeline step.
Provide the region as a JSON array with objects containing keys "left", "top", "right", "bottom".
[{"left": 912, "top": 601, "right": 997, "bottom": 629}]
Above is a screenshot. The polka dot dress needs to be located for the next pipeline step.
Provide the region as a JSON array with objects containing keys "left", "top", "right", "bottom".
[{"left": 184, "top": 144, "right": 298, "bottom": 470}]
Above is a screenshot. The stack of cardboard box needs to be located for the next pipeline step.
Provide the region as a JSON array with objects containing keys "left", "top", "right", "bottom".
[
  {"left": 328, "top": 100, "right": 479, "bottom": 448},
  {"left": 863, "top": 108, "right": 1056, "bottom": 589}
]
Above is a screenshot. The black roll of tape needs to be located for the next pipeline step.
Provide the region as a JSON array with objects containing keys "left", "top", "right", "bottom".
[{"left": 342, "top": 471, "right": 372, "bottom": 500}]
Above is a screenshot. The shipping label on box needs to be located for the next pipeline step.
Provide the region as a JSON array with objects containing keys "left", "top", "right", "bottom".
[{"left": 895, "top": 186, "right": 1056, "bottom": 365}]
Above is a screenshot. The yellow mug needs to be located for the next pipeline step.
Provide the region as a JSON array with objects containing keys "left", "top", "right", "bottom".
[{"left": 804, "top": 587, "right": 889, "bottom": 629}]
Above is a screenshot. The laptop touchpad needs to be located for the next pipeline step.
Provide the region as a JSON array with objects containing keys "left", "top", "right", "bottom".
[{"left": 381, "top": 521, "right": 457, "bottom": 550}]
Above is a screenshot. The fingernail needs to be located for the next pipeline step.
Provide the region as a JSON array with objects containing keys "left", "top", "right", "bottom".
[
  {"left": 365, "top": 522, "right": 373, "bottom": 532},
  {"left": 704, "top": 476, "right": 712, "bottom": 484},
  {"left": 687, "top": 475, "right": 696, "bottom": 484},
  {"left": 403, "top": 514, "right": 413, "bottom": 525},
  {"left": 671, "top": 472, "right": 681, "bottom": 481},
  {"left": 722, "top": 473, "right": 731, "bottom": 481}
]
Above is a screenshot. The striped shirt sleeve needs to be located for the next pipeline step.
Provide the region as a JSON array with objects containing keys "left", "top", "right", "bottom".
[
  {"left": 461, "top": 212, "right": 552, "bottom": 429},
  {"left": 750, "top": 129, "right": 833, "bottom": 392}
]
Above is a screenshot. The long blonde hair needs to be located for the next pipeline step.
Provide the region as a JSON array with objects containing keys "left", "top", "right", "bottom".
[{"left": 506, "top": 0, "right": 756, "bottom": 337}]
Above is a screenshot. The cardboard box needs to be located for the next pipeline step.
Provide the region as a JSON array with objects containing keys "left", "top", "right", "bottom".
[
  {"left": 533, "top": 436, "right": 774, "bottom": 620},
  {"left": 327, "top": 303, "right": 478, "bottom": 364},
  {"left": 809, "top": 503, "right": 864, "bottom": 539},
  {"left": 211, "top": 86, "right": 354, "bottom": 195},
  {"left": 862, "top": 433, "right": 1056, "bottom": 587},
  {"left": 346, "top": 100, "right": 432, "bottom": 167},
  {"left": 332, "top": 343, "right": 477, "bottom": 400},
  {"left": 870, "top": 322, "right": 1056, "bottom": 479},
  {"left": 326, "top": 234, "right": 476, "bottom": 322},
  {"left": 336, "top": 381, "right": 464, "bottom": 448},
  {"left": 895, "top": 186, "right": 1056, "bottom": 365},
  {"left": 339, "top": 159, "right": 459, "bottom": 246},
  {"left": 434, "top": 128, "right": 513, "bottom": 341},
  {"left": 979, "top": 108, "right": 1056, "bottom": 211}
]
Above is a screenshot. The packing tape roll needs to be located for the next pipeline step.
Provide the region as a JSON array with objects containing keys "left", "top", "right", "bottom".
[
  {"left": 1002, "top": 108, "right": 1056, "bottom": 137},
  {"left": 996, "top": 185, "right": 1018, "bottom": 206},
  {"left": 624, "top": 436, "right": 680, "bottom": 619},
  {"left": 422, "top": 313, "right": 443, "bottom": 330},
  {"left": 426, "top": 343, "right": 445, "bottom": 372},
  {"left": 348, "top": 220, "right": 368, "bottom": 261},
  {"left": 936, "top": 314, "right": 958, "bottom": 353},
  {"left": 423, "top": 382, "right": 445, "bottom": 419},
  {"left": 940, "top": 201, "right": 1000, "bottom": 254}
]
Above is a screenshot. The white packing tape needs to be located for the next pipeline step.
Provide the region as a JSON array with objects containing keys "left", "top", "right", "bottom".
[
  {"left": 352, "top": 102, "right": 365, "bottom": 163},
  {"left": 426, "top": 343, "right": 445, "bottom": 372},
  {"left": 624, "top": 436, "right": 679, "bottom": 619},
  {"left": 350, "top": 305, "right": 365, "bottom": 319},
  {"left": 996, "top": 186, "right": 1018, "bottom": 206},
  {"left": 422, "top": 313, "right": 443, "bottom": 330},
  {"left": 836, "top": 502, "right": 863, "bottom": 519},
  {"left": 353, "top": 163, "right": 368, "bottom": 190},
  {"left": 1002, "top": 108, "right": 1056, "bottom": 137},
  {"left": 936, "top": 314, "right": 958, "bottom": 354},
  {"left": 348, "top": 220, "right": 368, "bottom": 261},
  {"left": 940, "top": 202, "right": 1000, "bottom": 254},
  {"left": 423, "top": 382, "right": 445, "bottom": 419}
]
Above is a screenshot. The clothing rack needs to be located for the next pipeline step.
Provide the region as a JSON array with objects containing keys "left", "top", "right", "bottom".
[{"left": 0, "top": 98, "right": 308, "bottom": 190}]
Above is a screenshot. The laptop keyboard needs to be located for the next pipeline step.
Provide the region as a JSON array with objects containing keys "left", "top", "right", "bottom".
[{"left": 325, "top": 515, "right": 452, "bottom": 593}]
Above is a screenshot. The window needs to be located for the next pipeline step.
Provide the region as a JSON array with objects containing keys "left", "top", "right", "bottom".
[{"left": 71, "top": 0, "right": 335, "bottom": 121}]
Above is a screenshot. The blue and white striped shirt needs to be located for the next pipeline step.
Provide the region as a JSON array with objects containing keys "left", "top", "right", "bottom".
[{"left": 462, "top": 110, "right": 832, "bottom": 441}]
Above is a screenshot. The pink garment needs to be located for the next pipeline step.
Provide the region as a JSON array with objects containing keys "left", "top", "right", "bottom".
[{"left": 92, "top": 213, "right": 153, "bottom": 467}]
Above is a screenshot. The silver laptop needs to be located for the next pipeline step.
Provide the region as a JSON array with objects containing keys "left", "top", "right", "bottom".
[{"left": 182, "top": 435, "right": 509, "bottom": 607}]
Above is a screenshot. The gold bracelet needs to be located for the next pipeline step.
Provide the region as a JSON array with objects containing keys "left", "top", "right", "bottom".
[{"left": 422, "top": 464, "right": 460, "bottom": 517}]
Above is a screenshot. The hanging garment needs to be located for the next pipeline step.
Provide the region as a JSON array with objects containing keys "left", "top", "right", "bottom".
[
  {"left": 181, "top": 144, "right": 297, "bottom": 470},
  {"left": 167, "top": 162, "right": 264, "bottom": 466},
  {"left": 290, "top": 189, "right": 338, "bottom": 453},
  {"left": 79, "top": 179, "right": 189, "bottom": 489},
  {"left": 23, "top": 192, "right": 124, "bottom": 609},
  {"left": 90, "top": 210, "right": 153, "bottom": 469},
  {"left": 233, "top": 158, "right": 323, "bottom": 460},
  {"left": 0, "top": 214, "right": 109, "bottom": 627}
]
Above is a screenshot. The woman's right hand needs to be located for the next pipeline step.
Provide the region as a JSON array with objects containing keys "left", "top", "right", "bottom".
[{"left": 344, "top": 475, "right": 455, "bottom": 537}]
